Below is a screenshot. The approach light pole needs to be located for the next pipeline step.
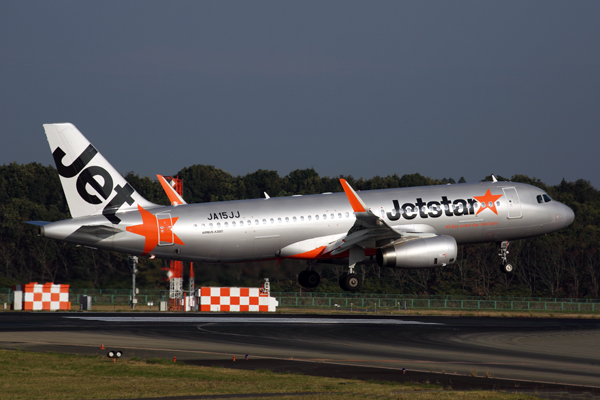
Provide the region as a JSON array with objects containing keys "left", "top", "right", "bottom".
[{"left": 129, "top": 256, "right": 138, "bottom": 310}]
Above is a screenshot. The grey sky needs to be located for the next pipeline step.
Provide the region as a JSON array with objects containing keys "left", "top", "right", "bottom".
[{"left": 2, "top": 1, "right": 599, "bottom": 190}]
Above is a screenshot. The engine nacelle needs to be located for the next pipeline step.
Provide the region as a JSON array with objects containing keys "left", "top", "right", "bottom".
[{"left": 376, "top": 235, "right": 457, "bottom": 268}]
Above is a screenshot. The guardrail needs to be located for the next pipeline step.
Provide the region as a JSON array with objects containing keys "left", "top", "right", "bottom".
[
  {"left": 274, "top": 296, "right": 600, "bottom": 312},
  {"left": 1, "top": 287, "right": 599, "bottom": 312}
]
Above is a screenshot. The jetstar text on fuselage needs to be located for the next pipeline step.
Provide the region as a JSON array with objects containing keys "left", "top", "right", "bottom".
[{"left": 386, "top": 192, "right": 502, "bottom": 221}]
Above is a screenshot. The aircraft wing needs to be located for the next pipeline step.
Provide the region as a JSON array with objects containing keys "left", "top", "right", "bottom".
[{"left": 331, "top": 179, "right": 434, "bottom": 255}]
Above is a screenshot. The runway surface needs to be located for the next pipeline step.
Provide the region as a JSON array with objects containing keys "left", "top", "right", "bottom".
[{"left": 1, "top": 312, "right": 600, "bottom": 397}]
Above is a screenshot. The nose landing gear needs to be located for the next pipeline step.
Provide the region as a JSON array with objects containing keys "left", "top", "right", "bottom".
[{"left": 499, "top": 241, "right": 514, "bottom": 274}]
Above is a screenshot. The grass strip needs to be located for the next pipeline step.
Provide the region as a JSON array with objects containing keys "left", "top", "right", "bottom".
[{"left": 0, "top": 349, "right": 537, "bottom": 400}]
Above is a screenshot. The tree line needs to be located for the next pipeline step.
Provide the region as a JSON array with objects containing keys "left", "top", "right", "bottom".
[{"left": 1, "top": 161, "right": 599, "bottom": 298}]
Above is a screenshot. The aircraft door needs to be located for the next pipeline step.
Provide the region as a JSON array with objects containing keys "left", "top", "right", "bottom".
[
  {"left": 157, "top": 213, "right": 174, "bottom": 245},
  {"left": 502, "top": 188, "right": 522, "bottom": 219}
]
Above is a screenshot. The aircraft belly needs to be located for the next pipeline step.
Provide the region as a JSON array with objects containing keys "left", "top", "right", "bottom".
[
  {"left": 183, "top": 234, "right": 222, "bottom": 261},
  {"left": 221, "top": 234, "right": 254, "bottom": 262}
]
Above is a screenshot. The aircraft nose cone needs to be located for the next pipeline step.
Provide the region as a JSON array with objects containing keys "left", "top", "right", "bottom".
[{"left": 564, "top": 206, "right": 575, "bottom": 226}]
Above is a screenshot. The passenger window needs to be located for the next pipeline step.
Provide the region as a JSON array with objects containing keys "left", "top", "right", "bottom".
[
  {"left": 262, "top": 219, "right": 266, "bottom": 225},
  {"left": 323, "top": 214, "right": 327, "bottom": 220},
  {"left": 315, "top": 215, "right": 320, "bottom": 220},
  {"left": 537, "top": 195, "right": 543, "bottom": 204},
  {"left": 496, "top": 201, "right": 500, "bottom": 207},
  {"left": 293, "top": 216, "right": 297, "bottom": 222},
  {"left": 255, "top": 220, "right": 259, "bottom": 225},
  {"left": 345, "top": 212, "right": 349, "bottom": 217},
  {"left": 217, "top": 223, "right": 221, "bottom": 228},
  {"left": 338, "top": 213, "right": 342, "bottom": 218},
  {"left": 300, "top": 216, "right": 304, "bottom": 221},
  {"left": 308, "top": 215, "right": 312, "bottom": 221},
  {"left": 270, "top": 218, "right": 274, "bottom": 224},
  {"left": 380, "top": 210, "right": 385, "bottom": 217},
  {"left": 240, "top": 221, "right": 244, "bottom": 227},
  {"left": 224, "top": 222, "right": 228, "bottom": 227},
  {"left": 543, "top": 194, "right": 552, "bottom": 202},
  {"left": 209, "top": 223, "right": 213, "bottom": 228},
  {"left": 488, "top": 201, "right": 493, "bottom": 207},
  {"left": 285, "top": 217, "right": 289, "bottom": 222},
  {"left": 331, "top": 213, "right": 335, "bottom": 219},
  {"left": 278, "top": 217, "right": 282, "bottom": 223},
  {"left": 232, "top": 221, "right": 236, "bottom": 227}
]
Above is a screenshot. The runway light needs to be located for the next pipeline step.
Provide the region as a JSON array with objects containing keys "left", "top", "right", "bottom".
[
  {"left": 245, "top": 354, "right": 249, "bottom": 360},
  {"left": 233, "top": 355, "right": 236, "bottom": 362},
  {"left": 402, "top": 368, "right": 406, "bottom": 375},
  {"left": 107, "top": 350, "right": 122, "bottom": 359}
]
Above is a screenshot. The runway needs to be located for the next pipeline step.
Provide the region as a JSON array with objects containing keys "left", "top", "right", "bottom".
[{"left": 1, "top": 312, "right": 600, "bottom": 396}]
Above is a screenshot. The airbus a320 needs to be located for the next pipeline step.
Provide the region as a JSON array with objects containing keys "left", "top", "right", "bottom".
[{"left": 30, "top": 123, "right": 575, "bottom": 291}]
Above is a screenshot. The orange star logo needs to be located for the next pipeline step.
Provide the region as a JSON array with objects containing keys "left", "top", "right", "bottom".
[
  {"left": 126, "top": 205, "right": 184, "bottom": 255},
  {"left": 473, "top": 189, "right": 503, "bottom": 216}
]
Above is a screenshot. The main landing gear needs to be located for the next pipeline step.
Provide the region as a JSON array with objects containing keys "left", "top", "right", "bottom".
[
  {"left": 298, "top": 263, "right": 320, "bottom": 289},
  {"left": 339, "top": 266, "right": 361, "bottom": 292},
  {"left": 498, "top": 241, "right": 514, "bottom": 274},
  {"left": 339, "top": 246, "right": 363, "bottom": 292}
]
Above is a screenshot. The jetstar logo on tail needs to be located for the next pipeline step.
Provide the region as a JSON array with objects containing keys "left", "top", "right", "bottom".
[
  {"left": 53, "top": 144, "right": 135, "bottom": 224},
  {"left": 126, "top": 205, "right": 184, "bottom": 255}
]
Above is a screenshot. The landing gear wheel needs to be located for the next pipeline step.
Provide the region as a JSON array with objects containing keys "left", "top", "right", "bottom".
[
  {"left": 339, "top": 273, "right": 348, "bottom": 291},
  {"left": 298, "top": 270, "right": 320, "bottom": 288},
  {"left": 305, "top": 270, "right": 320, "bottom": 288},
  {"left": 501, "top": 262, "right": 514, "bottom": 274},
  {"left": 298, "top": 270, "right": 308, "bottom": 287},
  {"left": 343, "top": 273, "right": 361, "bottom": 292}
]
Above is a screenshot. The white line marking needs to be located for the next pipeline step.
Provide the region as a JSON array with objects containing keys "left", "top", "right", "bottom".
[{"left": 65, "top": 316, "right": 442, "bottom": 325}]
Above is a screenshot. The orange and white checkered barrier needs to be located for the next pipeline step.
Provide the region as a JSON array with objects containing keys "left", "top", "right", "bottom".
[
  {"left": 198, "top": 287, "right": 278, "bottom": 312},
  {"left": 11, "top": 282, "right": 71, "bottom": 311}
]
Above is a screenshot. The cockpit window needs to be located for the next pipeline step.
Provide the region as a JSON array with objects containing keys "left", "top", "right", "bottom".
[
  {"left": 536, "top": 195, "right": 543, "bottom": 204},
  {"left": 537, "top": 193, "right": 553, "bottom": 203}
]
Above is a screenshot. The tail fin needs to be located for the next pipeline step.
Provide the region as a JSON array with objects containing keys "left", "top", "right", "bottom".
[{"left": 44, "top": 123, "right": 156, "bottom": 224}]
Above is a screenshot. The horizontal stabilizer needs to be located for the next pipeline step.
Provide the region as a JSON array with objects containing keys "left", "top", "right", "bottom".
[
  {"left": 157, "top": 175, "right": 187, "bottom": 206},
  {"left": 25, "top": 221, "right": 51, "bottom": 226}
]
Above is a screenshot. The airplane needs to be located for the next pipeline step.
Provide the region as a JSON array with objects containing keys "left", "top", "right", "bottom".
[{"left": 30, "top": 123, "right": 575, "bottom": 292}]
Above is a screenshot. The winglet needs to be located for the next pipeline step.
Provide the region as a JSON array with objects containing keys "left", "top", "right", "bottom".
[
  {"left": 340, "top": 179, "right": 367, "bottom": 213},
  {"left": 157, "top": 175, "right": 187, "bottom": 206}
]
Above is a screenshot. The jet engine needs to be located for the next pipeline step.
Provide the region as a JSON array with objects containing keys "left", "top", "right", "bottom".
[{"left": 376, "top": 235, "right": 457, "bottom": 268}]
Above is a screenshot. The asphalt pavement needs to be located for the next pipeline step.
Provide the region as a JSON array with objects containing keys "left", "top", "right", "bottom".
[{"left": 1, "top": 312, "right": 599, "bottom": 399}]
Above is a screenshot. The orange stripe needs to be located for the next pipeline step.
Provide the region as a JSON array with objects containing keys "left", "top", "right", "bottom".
[
  {"left": 340, "top": 179, "right": 366, "bottom": 212},
  {"left": 286, "top": 246, "right": 327, "bottom": 259}
]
